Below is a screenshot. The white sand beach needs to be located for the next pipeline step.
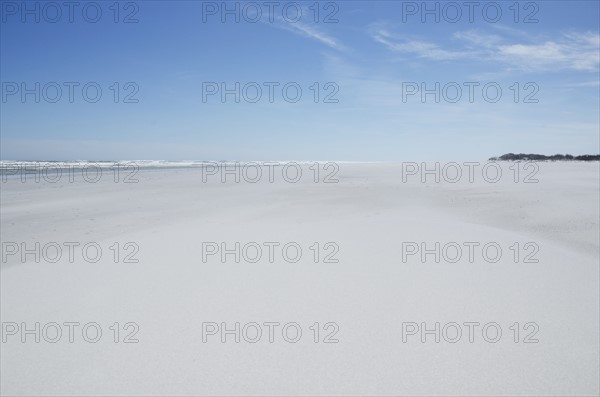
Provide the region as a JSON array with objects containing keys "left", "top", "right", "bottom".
[{"left": 1, "top": 161, "right": 598, "bottom": 396}]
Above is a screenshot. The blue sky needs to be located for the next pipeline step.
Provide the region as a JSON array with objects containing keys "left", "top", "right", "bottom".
[{"left": 1, "top": 0, "right": 599, "bottom": 160}]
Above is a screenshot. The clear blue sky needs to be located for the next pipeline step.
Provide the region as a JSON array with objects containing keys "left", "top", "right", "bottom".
[{"left": 1, "top": 0, "right": 599, "bottom": 160}]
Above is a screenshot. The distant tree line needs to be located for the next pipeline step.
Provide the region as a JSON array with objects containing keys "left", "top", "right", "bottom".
[{"left": 489, "top": 153, "right": 600, "bottom": 161}]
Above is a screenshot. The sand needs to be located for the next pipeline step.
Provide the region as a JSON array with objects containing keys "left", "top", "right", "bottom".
[{"left": 1, "top": 161, "right": 598, "bottom": 396}]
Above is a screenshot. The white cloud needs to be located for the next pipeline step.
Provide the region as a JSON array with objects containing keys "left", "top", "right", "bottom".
[
  {"left": 263, "top": 10, "right": 345, "bottom": 51},
  {"left": 281, "top": 20, "right": 345, "bottom": 51},
  {"left": 567, "top": 80, "right": 600, "bottom": 87},
  {"left": 497, "top": 32, "right": 600, "bottom": 71},
  {"left": 371, "top": 29, "right": 468, "bottom": 60},
  {"left": 453, "top": 30, "right": 502, "bottom": 49},
  {"left": 371, "top": 26, "right": 600, "bottom": 72}
]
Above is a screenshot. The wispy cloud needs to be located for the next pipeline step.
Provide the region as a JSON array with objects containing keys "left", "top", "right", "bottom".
[
  {"left": 261, "top": 9, "right": 345, "bottom": 52},
  {"left": 279, "top": 19, "right": 345, "bottom": 51},
  {"left": 453, "top": 30, "right": 503, "bottom": 49},
  {"left": 371, "top": 29, "right": 467, "bottom": 60},
  {"left": 566, "top": 80, "right": 600, "bottom": 88},
  {"left": 370, "top": 25, "right": 600, "bottom": 72},
  {"left": 496, "top": 32, "right": 600, "bottom": 71}
]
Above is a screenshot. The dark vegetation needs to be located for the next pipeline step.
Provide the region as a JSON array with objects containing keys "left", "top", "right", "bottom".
[{"left": 489, "top": 153, "right": 600, "bottom": 161}]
